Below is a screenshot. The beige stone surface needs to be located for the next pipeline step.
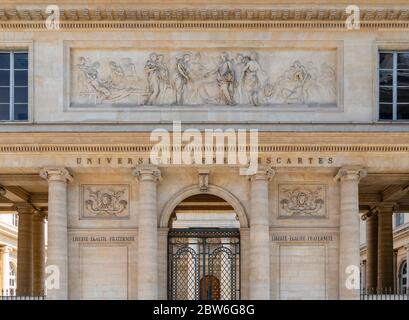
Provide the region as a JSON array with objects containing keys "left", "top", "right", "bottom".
[
  {"left": 279, "top": 245, "right": 326, "bottom": 300},
  {"left": 81, "top": 245, "right": 128, "bottom": 300},
  {"left": 16, "top": 204, "right": 33, "bottom": 296},
  {"left": 1, "top": 0, "right": 409, "bottom": 301}
]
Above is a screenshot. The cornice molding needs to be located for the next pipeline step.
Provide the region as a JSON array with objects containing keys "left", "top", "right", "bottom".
[
  {"left": 1, "top": 7, "right": 409, "bottom": 30},
  {"left": 0, "top": 144, "right": 409, "bottom": 153}
]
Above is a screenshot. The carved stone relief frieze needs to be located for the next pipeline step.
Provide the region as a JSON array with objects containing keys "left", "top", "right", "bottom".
[
  {"left": 81, "top": 184, "right": 130, "bottom": 219},
  {"left": 70, "top": 48, "right": 337, "bottom": 108},
  {"left": 278, "top": 184, "right": 326, "bottom": 218}
]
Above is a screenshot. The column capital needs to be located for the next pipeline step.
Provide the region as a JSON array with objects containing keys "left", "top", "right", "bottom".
[
  {"left": 334, "top": 167, "right": 367, "bottom": 182},
  {"left": 0, "top": 185, "right": 6, "bottom": 196},
  {"left": 376, "top": 202, "right": 397, "bottom": 214},
  {"left": 0, "top": 246, "right": 12, "bottom": 254},
  {"left": 32, "top": 209, "right": 47, "bottom": 221},
  {"left": 40, "top": 167, "right": 73, "bottom": 183},
  {"left": 15, "top": 202, "right": 35, "bottom": 215},
  {"left": 132, "top": 166, "right": 161, "bottom": 182},
  {"left": 248, "top": 167, "right": 275, "bottom": 182}
]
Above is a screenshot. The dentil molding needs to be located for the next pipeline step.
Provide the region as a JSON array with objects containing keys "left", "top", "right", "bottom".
[{"left": 1, "top": 7, "right": 409, "bottom": 30}]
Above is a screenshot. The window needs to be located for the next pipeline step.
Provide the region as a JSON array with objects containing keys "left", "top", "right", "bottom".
[
  {"left": 0, "top": 51, "right": 28, "bottom": 121},
  {"left": 400, "top": 261, "right": 407, "bottom": 294},
  {"left": 379, "top": 52, "right": 409, "bottom": 120},
  {"left": 12, "top": 213, "right": 18, "bottom": 227},
  {"left": 395, "top": 212, "right": 405, "bottom": 227},
  {"left": 9, "top": 262, "right": 16, "bottom": 294}
]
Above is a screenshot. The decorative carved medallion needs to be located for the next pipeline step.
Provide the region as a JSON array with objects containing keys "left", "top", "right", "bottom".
[
  {"left": 279, "top": 184, "right": 326, "bottom": 218},
  {"left": 81, "top": 184, "right": 129, "bottom": 218}
]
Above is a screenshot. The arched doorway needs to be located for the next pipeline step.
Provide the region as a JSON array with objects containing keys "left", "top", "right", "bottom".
[
  {"left": 167, "top": 193, "right": 241, "bottom": 300},
  {"left": 399, "top": 260, "right": 407, "bottom": 294}
]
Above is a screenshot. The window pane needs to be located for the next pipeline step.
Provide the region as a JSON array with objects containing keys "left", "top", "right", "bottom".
[
  {"left": 398, "top": 104, "right": 409, "bottom": 120},
  {"left": 379, "top": 103, "right": 393, "bottom": 120},
  {"left": 0, "top": 103, "right": 10, "bottom": 120},
  {"left": 13, "top": 104, "right": 28, "bottom": 120},
  {"left": 380, "top": 53, "right": 394, "bottom": 69},
  {"left": 0, "top": 70, "right": 10, "bottom": 86},
  {"left": 398, "top": 71, "right": 409, "bottom": 87},
  {"left": 398, "top": 53, "right": 409, "bottom": 70},
  {"left": 14, "top": 87, "right": 28, "bottom": 103},
  {"left": 14, "top": 70, "right": 28, "bottom": 86},
  {"left": 397, "top": 87, "right": 409, "bottom": 103},
  {"left": 380, "top": 70, "right": 393, "bottom": 86},
  {"left": 0, "top": 53, "right": 10, "bottom": 69},
  {"left": 380, "top": 87, "right": 393, "bottom": 103},
  {"left": 13, "top": 53, "right": 28, "bottom": 70},
  {"left": 0, "top": 87, "right": 10, "bottom": 103}
]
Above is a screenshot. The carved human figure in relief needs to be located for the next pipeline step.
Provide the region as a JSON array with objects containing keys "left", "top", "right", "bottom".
[
  {"left": 173, "top": 54, "right": 191, "bottom": 105},
  {"left": 188, "top": 52, "right": 214, "bottom": 104},
  {"left": 156, "top": 54, "right": 173, "bottom": 104},
  {"left": 319, "top": 62, "right": 336, "bottom": 96},
  {"left": 77, "top": 57, "right": 111, "bottom": 102},
  {"left": 108, "top": 61, "right": 126, "bottom": 90},
  {"left": 217, "top": 52, "right": 235, "bottom": 105},
  {"left": 240, "top": 52, "right": 264, "bottom": 106},
  {"left": 233, "top": 54, "right": 245, "bottom": 104},
  {"left": 144, "top": 53, "right": 162, "bottom": 105},
  {"left": 280, "top": 60, "right": 312, "bottom": 103}
]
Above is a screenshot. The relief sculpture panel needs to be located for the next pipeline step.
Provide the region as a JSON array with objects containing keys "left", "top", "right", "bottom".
[
  {"left": 70, "top": 48, "right": 337, "bottom": 108},
  {"left": 81, "top": 184, "right": 130, "bottom": 219},
  {"left": 278, "top": 184, "right": 326, "bottom": 218}
]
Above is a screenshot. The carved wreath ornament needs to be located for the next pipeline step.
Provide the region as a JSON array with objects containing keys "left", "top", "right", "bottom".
[
  {"left": 280, "top": 186, "right": 325, "bottom": 217},
  {"left": 84, "top": 187, "right": 128, "bottom": 216}
]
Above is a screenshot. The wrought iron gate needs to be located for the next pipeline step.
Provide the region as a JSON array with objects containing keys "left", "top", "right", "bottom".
[{"left": 168, "top": 228, "right": 240, "bottom": 300}]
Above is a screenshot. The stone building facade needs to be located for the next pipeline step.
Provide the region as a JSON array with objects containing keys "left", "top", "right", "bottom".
[
  {"left": 360, "top": 213, "right": 409, "bottom": 294},
  {"left": 0, "top": 0, "right": 409, "bottom": 300},
  {"left": 0, "top": 211, "right": 18, "bottom": 296}
]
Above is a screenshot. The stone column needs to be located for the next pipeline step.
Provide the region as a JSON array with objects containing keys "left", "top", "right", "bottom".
[
  {"left": 16, "top": 203, "right": 34, "bottom": 296},
  {"left": 40, "top": 167, "right": 73, "bottom": 300},
  {"left": 1, "top": 246, "right": 11, "bottom": 295},
  {"left": 365, "top": 212, "right": 378, "bottom": 293},
  {"left": 335, "top": 167, "right": 367, "bottom": 300},
  {"left": 32, "top": 210, "right": 46, "bottom": 296},
  {"left": 158, "top": 228, "right": 169, "bottom": 300},
  {"left": 377, "top": 204, "right": 395, "bottom": 292},
  {"left": 248, "top": 167, "right": 274, "bottom": 300},
  {"left": 133, "top": 166, "right": 161, "bottom": 300}
]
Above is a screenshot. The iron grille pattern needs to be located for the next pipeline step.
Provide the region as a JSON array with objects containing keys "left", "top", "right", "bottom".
[{"left": 168, "top": 228, "right": 240, "bottom": 300}]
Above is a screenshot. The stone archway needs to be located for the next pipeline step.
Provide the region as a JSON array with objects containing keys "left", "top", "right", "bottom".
[
  {"left": 159, "top": 184, "right": 248, "bottom": 300},
  {"left": 159, "top": 184, "right": 249, "bottom": 228}
]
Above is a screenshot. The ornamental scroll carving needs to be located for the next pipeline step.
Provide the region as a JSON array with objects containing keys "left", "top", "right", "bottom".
[
  {"left": 279, "top": 184, "right": 326, "bottom": 218},
  {"left": 81, "top": 184, "right": 129, "bottom": 218},
  {"left": 71, "top": 49, "right": 336, "bottom": 107}
]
